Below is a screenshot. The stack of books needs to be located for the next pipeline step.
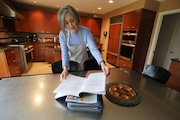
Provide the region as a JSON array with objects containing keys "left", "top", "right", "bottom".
[
  {"left": 53, "top": 72, "right": 106, "bottom": 113},
  {"left": 65, "top": 94, "right": 103, "bottom": 112}
]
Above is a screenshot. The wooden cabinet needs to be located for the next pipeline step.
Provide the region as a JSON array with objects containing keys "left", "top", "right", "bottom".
[
  {"left": 80, "top": 17, "right": 102, "bottom": 36},
  {"left": 123, "top": 10, "right": 142, "bottom": 30},
  {"left": 106, "top": 23, "right": 121, "bottom": 66},
  {"left": 44, "top": 44, "right": 56, "bottom": 63},
  {"left": 132, "top": 9, "right": 156, "bottom": 73},
  {"left": 106, "top": 53, "right": 117, "bottom": 66},
  {"left": 166, "top": 59, "right": 180, "bottom": 92},
  {"left": 107, "top": 23, "right": 121, "bottom": 54},
  {"left": 33, "top": 43, "right": 45, "bottom": 61},
  {"left": 28, "top": 10, "right": 45, "bottom": 33},
  {"left": 14, "top": 11, "right": 29, "bottom": 32},
  {"left": 0, "top": 47, "right": 22, "bottom": 78},
  {"left": 45, "top": 11, "right": 60, "bottom": 34},
  {"left": 118, "top": 58, "right": 132, "bottom": 68},
  {"left": 107, "top": 9, "right": 156, "bottom": 72},
  {"left": 33, "top": 43, "right": 59, "bottom": 62},
  {"left": 89, "top": 18, "right": 102, "bottom": 36},
  {"left": 54, "top": 49, "right": 61, "bottom": 62}
]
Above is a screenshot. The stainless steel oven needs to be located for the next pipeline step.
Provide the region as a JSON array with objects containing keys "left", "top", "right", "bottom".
[
  {"left": 119, "top": 43, "right": 135, "bottom": 62},
  {"left": 122, "top": 30, "right": 138, "bottom": 44},
  {"left": 24, "top": 44, "right": 33, "bottom": 71}
]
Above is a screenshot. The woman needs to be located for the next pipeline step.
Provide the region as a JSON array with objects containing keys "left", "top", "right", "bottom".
[{"left": 57, "top": 5, "right": 109, "bottom": 81}]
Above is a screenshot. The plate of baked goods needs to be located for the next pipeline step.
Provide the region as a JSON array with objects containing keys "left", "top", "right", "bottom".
[{"left": 106, "top": 82, "right": 140, "bottom": 107}]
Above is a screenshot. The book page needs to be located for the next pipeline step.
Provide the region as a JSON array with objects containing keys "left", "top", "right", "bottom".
[
  {"left": 80, "top": 72, "right": 106, "bottom": 94},
  {"left": 53, "top": 72, "right": 106, "bottom": 99},
  {"left": 53, "top": 74, "right": 85, "bottom": 98}
]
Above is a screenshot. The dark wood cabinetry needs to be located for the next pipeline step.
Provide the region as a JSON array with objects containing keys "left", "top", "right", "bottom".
[
  {"left": 0, "top": 47, "right": 22, "bottom": 77},
  {"left": 118, "top": 58, "right": 132, "bottom": 68},
  {"left": 108, "top": 24, "right": 121, "bottom": 54},
  {"left": 132, "top": 9, "right": 156, "bottom": 73},
  {"left": 166, "top": 59, "right": 180, "bottom": 92},
  {"left": 44, "top": 44, "right": 56, "bottom": 62},
  {"left": 106, "top": 23, "right": 121, "bottom": 65},
  {"left": 45, "top": 12, "right": 59, "bottom": 34},
  {"left": 14, "top": 8, "right": 60, "bottom": 34},
  {"left": 80, "top": 17, "right": 102, "bottom": 36},
  {"left": 123, "top": 10, "right": 142, "bottom": 30},
  {"left": 14, "top": 11, "right": 29, "bottom": 32},
  {"left": 28, "top": 10, "right": 45, "bottom": 33},
  {"left": 106, "top": 53, "right": 117, "bottom": 66},
  {"left": 15, "top": 8, "right": 100, "bottom": 35},
  {"left": 33, "top": 43, "right": 59, "bottom": 62},
  {"left": 107, "top": 9, "right": 156, "bottom": 72},
  {"left": 33, "top": 43, "right": 45, "bottom": 61}
]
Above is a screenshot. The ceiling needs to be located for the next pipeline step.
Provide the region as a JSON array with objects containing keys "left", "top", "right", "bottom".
[{"left": 11, "top": 0, "right": 139, "bottom": 15}]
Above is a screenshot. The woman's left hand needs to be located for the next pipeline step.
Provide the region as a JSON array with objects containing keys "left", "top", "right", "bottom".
[{"left": 101, "top": 61, "right": 109, "bottom": 75}]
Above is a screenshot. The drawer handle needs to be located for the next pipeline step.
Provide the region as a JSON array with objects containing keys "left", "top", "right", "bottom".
[
  {"left": 13, "top": 60, "right": 16, "bottom": 62},
  {"left": 11, "top": 51, "right": 14, "bottom": 54}
]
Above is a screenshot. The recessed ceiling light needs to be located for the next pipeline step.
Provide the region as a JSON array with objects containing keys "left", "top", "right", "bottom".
[
  {"left": 97, "top": 7, "right": 102, "bottom": 10},
  {"left": 33, "top": 1, "right": 37, "bottom": 4},
  {"left": 109, "top": 0, "right": 114, "bottom": 3}
]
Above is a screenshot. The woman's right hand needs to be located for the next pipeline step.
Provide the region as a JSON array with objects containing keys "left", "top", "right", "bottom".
[{"left": 60, "top": 66, "right": 68, "bottom": 81}]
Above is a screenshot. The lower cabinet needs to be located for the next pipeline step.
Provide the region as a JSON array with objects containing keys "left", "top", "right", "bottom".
[
  {"left": 118, "top": 58, "right": 132, "bottom": 68},
  {"left": 166, "top": 59, "right": 180, "bottom": 92},
  {"left": 106, "top": 53, "right": 118, "bottom": 66},
  {"left": 33, "top": 43, "right": 60, "bottom": 63},
  {"left": 0, "top": 47, "right": 22, "bottom": 78}
]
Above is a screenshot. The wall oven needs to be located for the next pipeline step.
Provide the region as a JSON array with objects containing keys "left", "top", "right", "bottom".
[
  {"left": 121, "top": 30, "right": 138, "bottom": 44},
  {"left": 119, "top": 43, "right": 135, "bottom": 62},
  {"left": 119, "top": 29, "right": 138, "bottom": 62}
]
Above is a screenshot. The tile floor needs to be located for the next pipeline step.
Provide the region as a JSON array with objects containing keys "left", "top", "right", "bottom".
[{"left": 21, "top": 61, "right": 115, "bottom": 76}]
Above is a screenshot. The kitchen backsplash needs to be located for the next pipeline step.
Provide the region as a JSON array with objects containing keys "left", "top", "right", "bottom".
[{"left": 0, "top": 31, "right": 99, "bottom": 44}]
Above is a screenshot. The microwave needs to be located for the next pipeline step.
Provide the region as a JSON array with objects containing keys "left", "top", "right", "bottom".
[
  {"left": 121, "top": 30, "right": 138, "bottom": 44},
  {"left": 119, "top": 43, "right": 135, "bottom": 62}
]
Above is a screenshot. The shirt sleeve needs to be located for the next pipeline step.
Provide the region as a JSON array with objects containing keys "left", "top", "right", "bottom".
[
  {"left": 59, "top": 32, "right": 70, "bottom": 69},
  {"left": 83, "top": 27, "right": 103, "bottom": 65}
]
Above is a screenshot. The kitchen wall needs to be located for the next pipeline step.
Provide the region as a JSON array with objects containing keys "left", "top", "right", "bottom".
[
  {"left": 145, "top": 0, "right": 180, "bottom": 66},
  {"left": 152, "top": 13, "right": 180, "bottom": 69},
  {"left": 100, "top": 0, "right": 159, "bottom": 59}
]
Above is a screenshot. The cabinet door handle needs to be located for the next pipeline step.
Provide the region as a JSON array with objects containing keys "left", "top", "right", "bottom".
[
  {"left": 170, "top": 51, "right": 174, "bottom": 53},
  {"left": 13, "top": 60, "right": 16, "bottom": 62}
]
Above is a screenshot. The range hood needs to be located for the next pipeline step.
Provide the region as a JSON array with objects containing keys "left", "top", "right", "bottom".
[{"left": 0, "top": 0, "right": 24, "bottom": 19}]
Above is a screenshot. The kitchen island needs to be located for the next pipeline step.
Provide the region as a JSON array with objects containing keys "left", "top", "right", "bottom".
[{"left": 0, "top": 68, "right": 180, "bottom": 120}]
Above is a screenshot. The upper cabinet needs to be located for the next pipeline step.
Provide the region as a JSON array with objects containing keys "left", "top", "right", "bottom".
[
  {"left": 14, "top": 8, "right": 101, "bottom": 36},
  {"left": 28, "top": 10, "right": 45, "bottom": 33},
  {"left": 14, "top": 8, "right": 60, "bottom": 34},
  {"left": 80, "top": 17, "right": 102, "bottom": 36},
  {"left": 15, "top": 11, "right": 29, "bottom": 32},
  {"left": 123, "top": 10, "right": 142, "bottom": 30},
  {"left": 45, "top": 11, "right": 59, "bottom": 34}
]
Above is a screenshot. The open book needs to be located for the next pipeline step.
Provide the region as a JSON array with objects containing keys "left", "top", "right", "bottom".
[{"left": 53, "top": 72, "right": 106, "bottom": 99}]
